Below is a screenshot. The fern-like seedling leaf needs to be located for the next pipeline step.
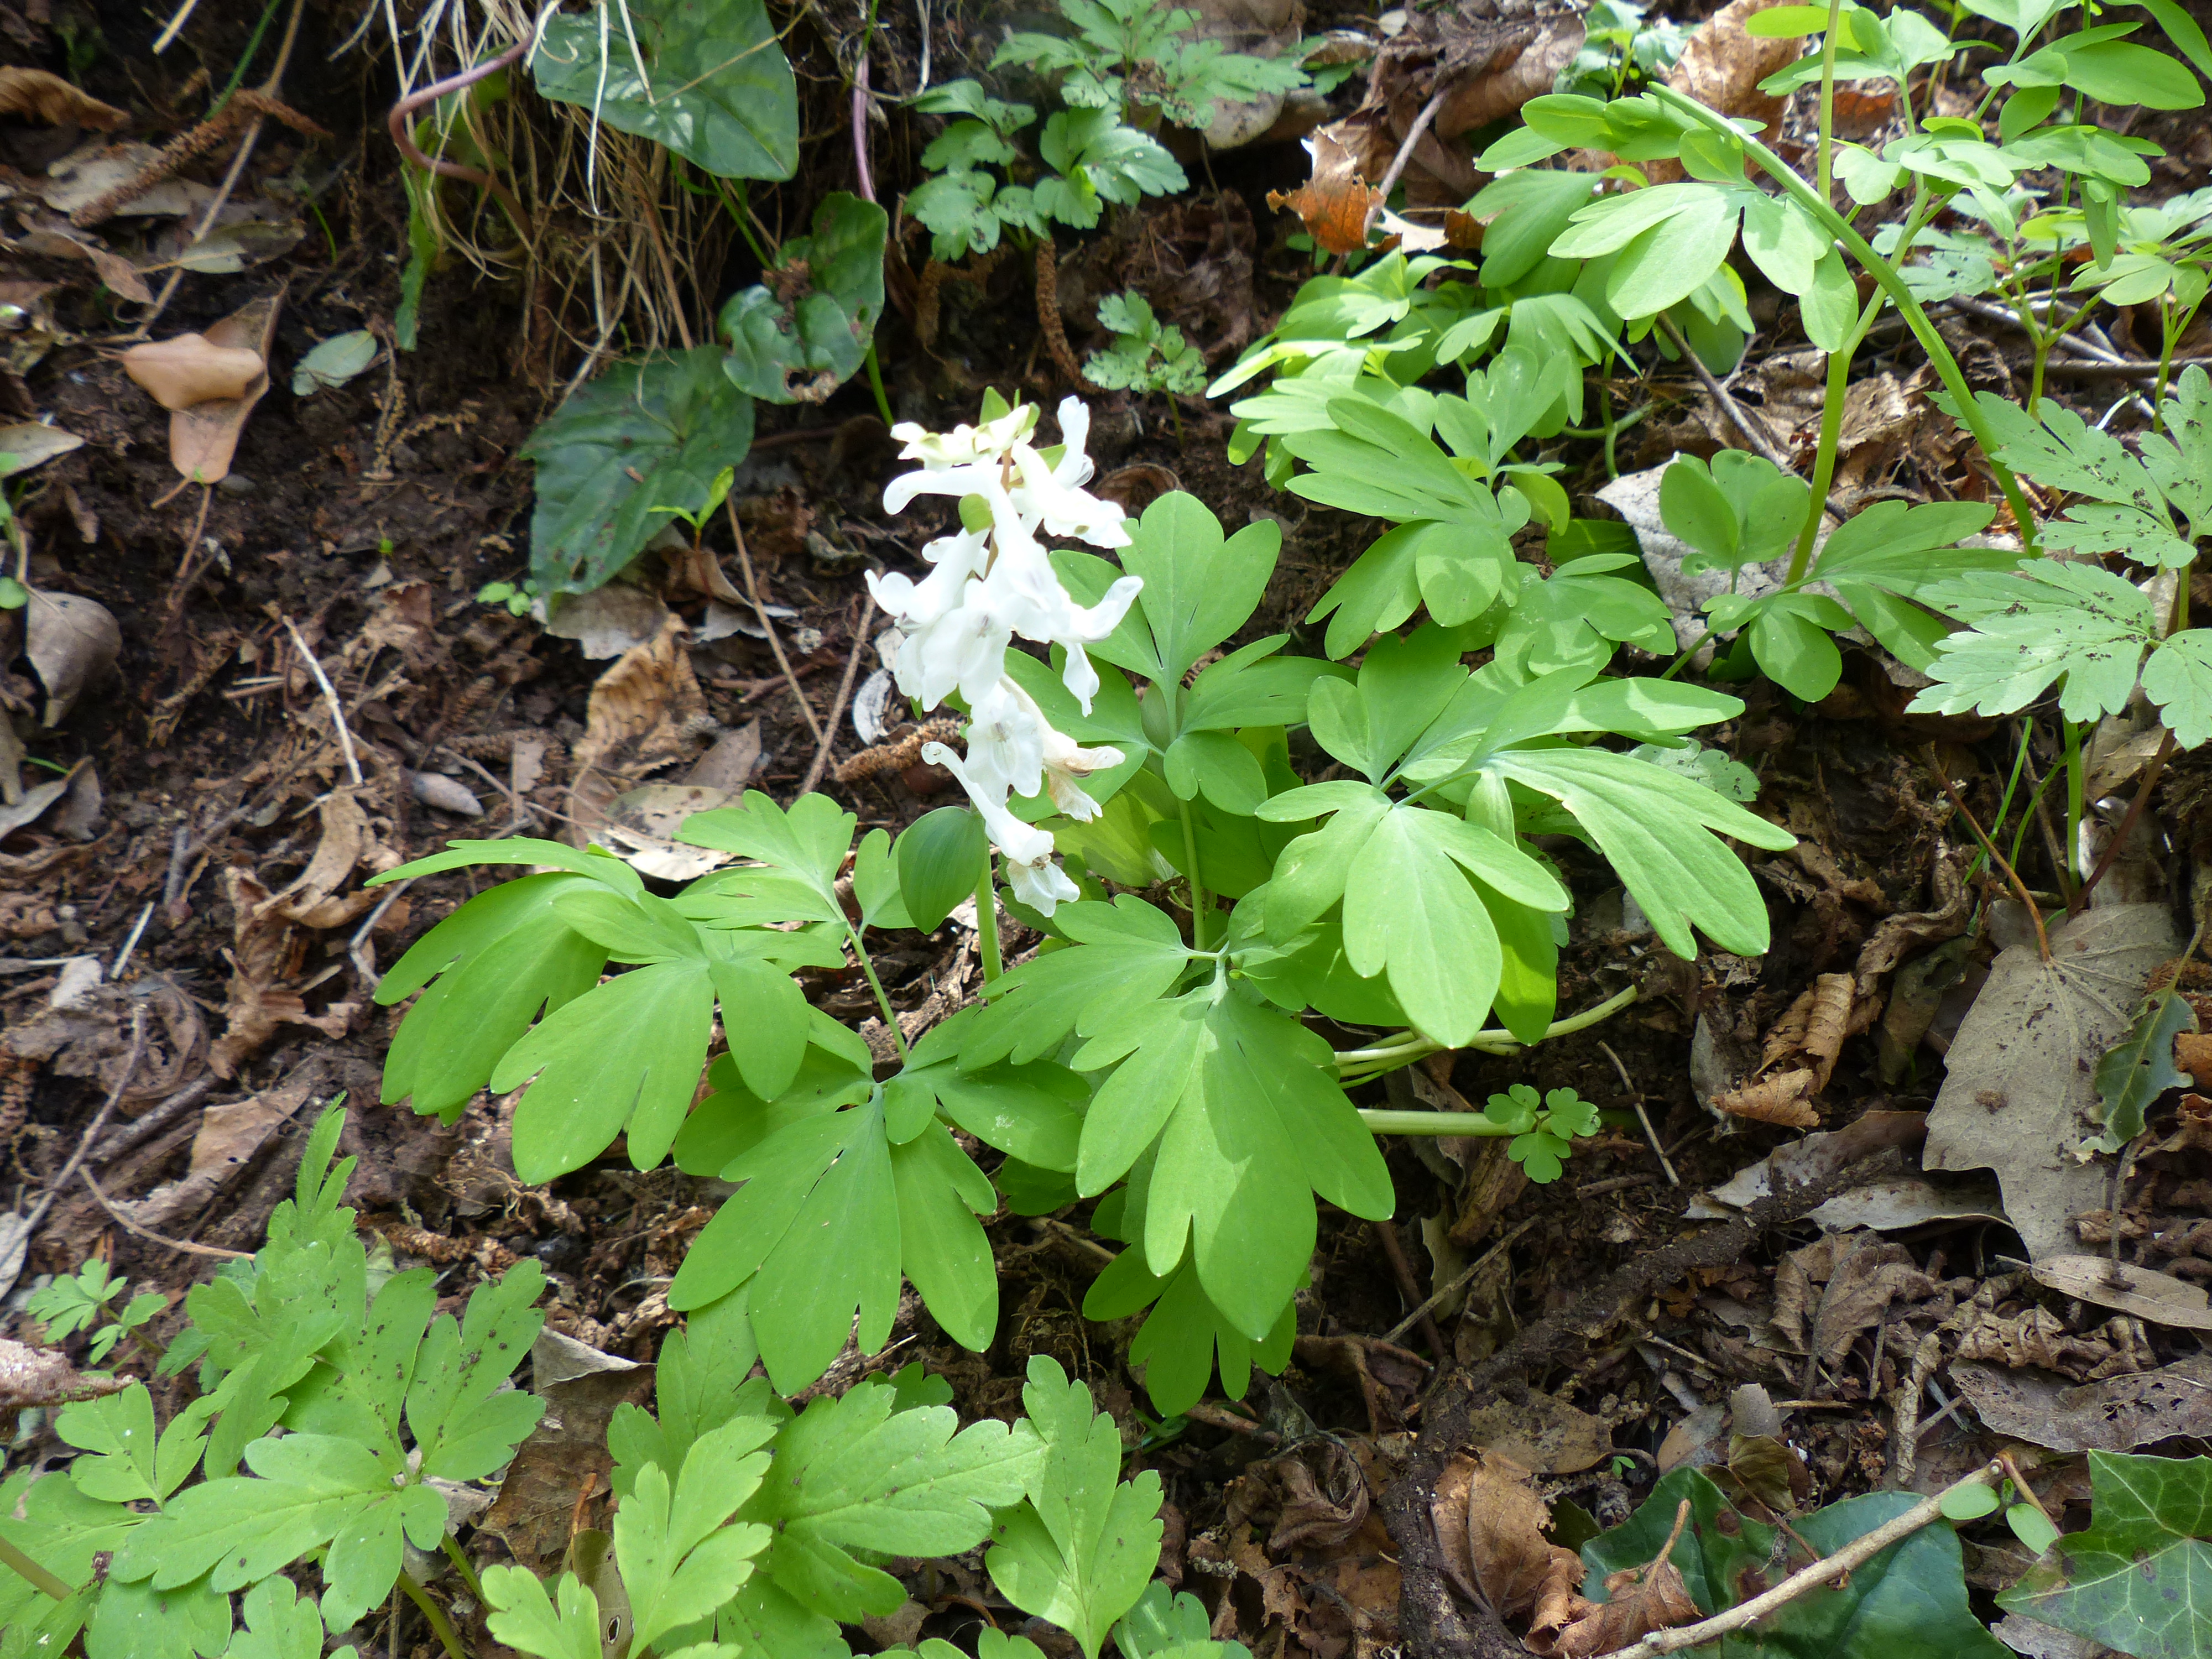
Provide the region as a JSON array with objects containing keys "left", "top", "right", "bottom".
[{"left": 986, "top": 1357, "right": 1165, "bottom": 1657}]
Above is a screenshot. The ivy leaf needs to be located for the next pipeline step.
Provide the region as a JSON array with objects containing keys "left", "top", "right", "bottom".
[
  {"left": 986, "top": 1357, "right": 1165, "bottom": 1659},
  {"left": 519, "top": 348, "right": 756, "bottom": 596},
  {"left": 532, "top": 0, "right": 797, "bottom": 180},
  {"left": 1999, "top": 1452, "right": 2212, "bottom": 1659},
  {"left": 2094, "top": 989, "right": 2198, "bottom": 1152},
  {"left": 616, "top": 1415, "right": 776, "bottom": 1651},
  {"left": 1911, "top": 561, "right": 2159, "bottom": 725},
  {"left": 745, "top": 1376, "right": 1044, "bottom": 1619}
]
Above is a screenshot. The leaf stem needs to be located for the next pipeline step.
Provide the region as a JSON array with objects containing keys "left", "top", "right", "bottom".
[
  {"left": 1814, "top": 0, "right": 1844, "bottom": 207},
  {"left": 1357, "top": 1109, "right": 1519, "bottom": 1137},
  {"left": 397, "top": 1569, "right": 469, "bottom": 1659},
  {"left": 1647, "top": 85, "right": 2041, "bottom": 554},
  {"left": 1178, "top": 796, "right": 1211, "bottom": 950},
  {"left": 975, "top": 858, "right": 1004, "bottom": 983},
  {"left": 1334, "top": 985, "right": 1639, "bottom": 1082},
  {"left": 0, "top": 1533, "right": 74, "bottom": 1601},
  {"left": 1927, "top": 745, "right": 2050, "bottom": 964},
  {"left": 2062, "top": 714, "right": 2084, "bottom": 887},
  {"left": 847, "top": 923, "right": 910, "bottom": 1061},
  {"left": 863, "top": 337, "right": 895, "bottom": 427},
  {"left": 439, "top": 1536, "right": 486, "bottom": 1606}
]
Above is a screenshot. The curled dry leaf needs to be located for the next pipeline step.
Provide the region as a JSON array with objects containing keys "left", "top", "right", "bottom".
[
  {"left": 1954, "top": 1355, "right": 2212, "bottom": 1452},
  {"left": 0, "top": 1336, "right": 126, "bottom": 1416},
  {"left": 1771, "top": 1230, "right": 1942, "bottom": 1368},
  {"left": 120, "top": 333, "right": 267, "bottom": 410},
  {"left": 0, "top": 421, "right": 84, "bottom": 477},
  {"left": 1432, "top": 1452, "right": 1583, "bottom": 1621},
  {"left": 1267, "top": 130, "right": 1386, "bottom": 256},
  {"left": 1530, "top": 1558, "right": 1699, "bottom": 1658},
  {"left": 23, "top": 586, "right": 121, "bottom": 727},
  {"left": 567, "top": 611, "right": 714, "bottom": 842},
  {"left": 1713, "top": 1067, "right": 1822, "bottom": 1128},
  {"left": 165, "top": 288, "right": 285, "bottom": 484},
  {"left": 0, "top": 66, "right": 126, "bottom": 130}
]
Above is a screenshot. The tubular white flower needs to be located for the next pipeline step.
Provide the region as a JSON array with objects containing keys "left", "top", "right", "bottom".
[
  {"left": 964, "top": 676, "right": 1124, "bottom": 820},
  {"left": 924, "top": 741, "right": 1081, "bottom": 915}
]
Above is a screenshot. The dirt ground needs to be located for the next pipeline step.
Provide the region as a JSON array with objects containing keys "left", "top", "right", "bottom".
[{"left": 6, "top": 1, "right": 2212, "bottom": 1656}]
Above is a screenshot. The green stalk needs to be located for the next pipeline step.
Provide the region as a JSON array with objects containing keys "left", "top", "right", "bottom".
[
  {"left": 1815, "top": 0, "right": 1846, "bottom": 206},
  {"left": 396, "top": 1569, "right": 469, "bottom": 1659},
  {"left": 1968, "top": 718, "right": 2036, "bottom": 886},
  {"left": 1178, "top": 797, "right": 1210, "bottom": 950},
  {"left": 847, "top": 924, "right": 910, "bottom": 1061},
  {"left": 1648, "top": 85, "right": 2041, "bottom": 553},
  {"left": 863, "top": 339, "right": 895, "bottom": 427},
  {"left": 975, "top": 858, "right": 1004, "bottom": 983},
  {"left": 439, "top": 1537, "right": 486, "bottom": 1606},
  {"left": 1358, "top": 1109, "right": 1522, "bottom": 1136},
  {"left": 1334, "top": 986, "right": 1640, "bottom": 1083},
  {"left": 0, "top": 1534, "right": 73, "bottom": 1601},
  {"left": 2062, "top": 715, "right": 2084, "bottom": 886}
]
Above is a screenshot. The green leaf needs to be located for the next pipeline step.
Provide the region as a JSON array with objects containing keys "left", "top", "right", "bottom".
[
  {"left": 680, "top": 791, "right": 855, "bottom": 903},
  {"left": 1119, "top": 493, "right": 1279, "bottom": 686},
  {"left": 1307, "top": 625, "right": 1468, "bottom": 783},
  {"left": 86, "top": 1573, "right": 233, "bottom": 1658},
  {"left": 894, "top": 1051, "right": 1088, "bottom": 1172},
  {"left": 896, "top": 806, "right": 989, "bottom": 932},
  {"left": 1911, "top": 561, "right": 2159, "bottom": 725},
  {"left": 520, "top": 348, "right": 756, "bottom": 596},
  {"left": 1660, "top": 455, "right": 1740, "bottom": 570},
  {"left": 377, "top": 874, "right": 611, "bottom": 1121},
  {"left": 1491, "top": 747, "right": 1795, "bottom": 958},
  {"left": 1118, "top": 1582, "right": 1254, "bottom": 1659},
  {"left": 482, "top": 1567, "right": 605, "bottom": 1659},
  {"left": 1585, "top": 1467, "right": 2008, "bottom": 1659},
  {"left": 1999, "top": 1452, "right": 2212, "bottom": 1659},
  {"left": 1164, "top": 730, "right": 1268, "bottom": 815},
  {"left": 533, "top": 0, "right": 797, "bottom": 179},
  {"left": 2144, "top": 630, "right": 2212, "bottom": 750},
  {"left": 746, "top": 1376, "right": 1043, "bottom": 1619},
  {"left": 985, "top": 1357, "right": 1165, "bottom": 1659},
  {"left": 1343, "top": 807, "right": 1503, "bottom": 1047},
  {"left": 58, "top": 1385, "right": 160, "bottom": 1506},
  {"left": 405, "top": 1260, "right": 546, "bottom": 1481},
  {"left": 1554, "top": 183, "right": 1745, "bottom": 318},
  {"left": 959, "top": 897, "right": 1194, "bottom": 1068},
  {"left": 226, "top": 1575, "right": 341, "bottom": 1659},
  {"left": 1467, "top": 169, "right": 1604, "bottom": 289},
  {"left": 721, "top": 193, "right": 886, "bottom": 402},
  {"left": 1083, "top": 1241, "right": 1296, "bottom": 1415},
  {"left": 2093, "top": 988, "right": 2197, "bottom": 1151},
  {"left": 0, "top": 1469, "right": 140, "bottom": 1637},
  {"left": 891, "top": 1123, "right": 1000, "bottom": 1350},
  {"left": 617, "top": 1415, "right": 776, "bottom": 1650},
  {"left": 491, "top": 957, "right": 716, "bottom": 1180}
]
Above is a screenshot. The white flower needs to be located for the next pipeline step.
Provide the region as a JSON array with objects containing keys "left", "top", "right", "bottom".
[
  {"left": 863, "top": 526, "right": 988, "bottom": 632},
  {"left": 924, "top": 742, "right": 1081, "bottom": 915},
  {"left": 889, "top": 403, "right": 1036, "bottom": 468},
  {"left": 964, "top": 676, "right": 1124, "bottom": 820}
]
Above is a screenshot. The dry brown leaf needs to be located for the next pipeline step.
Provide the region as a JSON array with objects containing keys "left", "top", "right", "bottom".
[
  {"left": 0, "top": 1336, "right": 125, "bottom": 1417},
  {"left": 482, "top": 1328, "right": 654, "bottom": 1572},
  {"left": 1714, "top": 1067, "right": 1820, "bottom": 1128},
  {"left": 1436, "top": 19, "right": 1588, "bottom": 135},
  {"left": 1462, "top": 1387, "right": 1615, "bottom": 1474},
  {"left": 567, "top": 612, "right": 713, "bottom": 841},
  {"left": 1434, "top": 1452, "right": 1580, "bottom": 1620},
  {"left": 23, "top": 587, "right": 120, "bottom": 727},
  {"left": 0, "top": 421, "right": 84, "bottom": 478},
  {"left": 1666, "top": 0, "right": 1802, "bottom": 139},
  {"left": 0, "top": 67, "right": 126, "bottom": 130},
  {"left": 117, "top": 1070, "right": 321, "bottom": 1230},
  {"left": 1266, "top": 130, "right": 1385, "bottom": 256},
  {"left": 165, "top": 288, "right": 285, "bottom": 484},
  {"left": 2030, "top": 1255, "right": 2212, "bottom": 1332},
  {"left": 1532, "top": 1558, "right": 1700, "bottom": 1658},
  {"left": 1771, "top": 1231, "right": 1941, "bottom": 1366},
  {"left": 1954, "top": 1355, "right": 2212, "bottom": 1452},
  {"left": 120, "top": 333, "right": 266, "bottom": 410},
  {"left": 209, "top": 865, "right": 358, "bottom": 1077}
]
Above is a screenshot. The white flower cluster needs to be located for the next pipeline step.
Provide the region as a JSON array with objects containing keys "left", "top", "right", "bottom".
[{"left": 867, "top": 398, "right": 1141, "bottom": 915}]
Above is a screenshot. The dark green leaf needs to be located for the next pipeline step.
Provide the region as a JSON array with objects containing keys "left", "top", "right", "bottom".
[
  {"left": 896, "top": 806, "right": 989, "bottom": 932},
  {"left": 721, "top": 193, "right": 886, "bottom": 401},
  {"left": 2000, "top": 1452, "right": 2212, "bottom": 1659},
  {"left": 2094, "top": 988, "right": 2197, "bottom": 1151}
]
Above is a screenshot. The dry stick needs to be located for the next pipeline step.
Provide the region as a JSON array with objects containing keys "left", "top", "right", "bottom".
[
  {"left": 282, "top": 617, "right": 364, "bottom": 786},
  {"left": 2069, "top": 728, "right": 2174, "bottom": 916},
  {"left": 1185, "top": 1402, "right": 1280, "bottom": 1441},
  {"left": 1608, "top": 1460, "right": 2005, "bottom": 1659},
  {"left": 722, "top": 500, "right": 826, "bottom": 747},
  {"left": 1382, "top": 1215, "right": 1539, "bottom": 1347},
  {"left": 1373, "top": 1218, "right": 1449, "bottom": 1360},
  {"left": 1362, "top": 84, "right": 1452, "bottom": 245},
  {"left": 1599, "top": 1039, "right": 1679, "bottom": 1187},
  {"left": 1927, "top": 748, "right": 2051, "bottom": 962},
  {"left": 15, "top": 1011, "right": 148, "bottom": 1256},
  {"left": 800, "top": 594, "right": 877, "bottom": 796},
  {"left": 80, "top": 1167, "right": 249, "bottom": 1260},
  {"left": 90, "top": 1076, "right": 217, "bottom": 1165}
]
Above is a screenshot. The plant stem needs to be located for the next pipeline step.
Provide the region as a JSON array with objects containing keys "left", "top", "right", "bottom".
[
  {"left": 1648, "top": 86, "right": 2041, "bottom": 553},
  {"left": 1815, "top": 0, "right": 1845, "bottom": 206},
  {"left": 2062, "top": 715, "right": 2084, "bottom": 886},
  {"left": 396, "top": 1569, "right": 468, "bottom": 1659},
  {"left": 438, "top": 1537, "right": 486, "bottom": 1606},
  {"left": 0, "top": 1534, "right": 73, "bottom": 1600},
  {"left": 975, "top": 859, "right": 1003, "bottom": 983},
  {"left": 1178, "top": 797, "right": 1210, "bottom": 950},
  {"left": 847, "top": 925, "right": 910, "bottom": 1061},
  {"left": 863, "top": 337, "right": 895, "bottom": 427},
  {"left": 1334, "top": 985, "right": 1639, "bottom": 1081},
  {"left": 1358, "top": 1109, "right": 1520, "bottom": 1136}
]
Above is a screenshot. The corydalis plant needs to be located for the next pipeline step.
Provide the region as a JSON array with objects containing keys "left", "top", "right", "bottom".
[{"left": 867, "top": 393, "right": 1141, "bottom": 913}]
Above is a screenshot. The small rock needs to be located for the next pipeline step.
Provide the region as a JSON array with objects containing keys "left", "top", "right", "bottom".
[{"left": 410, "top": 771, "right": 483, "bottom": 817}]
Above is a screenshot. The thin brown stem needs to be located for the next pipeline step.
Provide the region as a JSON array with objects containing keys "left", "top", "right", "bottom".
[
  {"left": 1928, "top": 749, "right": 2049, "bottom": 962},
  {"left": 386, "top": 40, "right": 533, "bottom": 238},
  {"left": 1363, "top": 85, "right": 1451, "bottom": 244},
  {"left": 722, "top": 501, "right": 825, "bottom": 747},
  {"left": 801, "top": 594, "right": 875, "bottom": 795},
  {"left": 2069, "top": 728, "right": 2174, "bottom": 916},
  {"left": 1372, "top": 1218, "right": 1448, "bottom": 1360}
]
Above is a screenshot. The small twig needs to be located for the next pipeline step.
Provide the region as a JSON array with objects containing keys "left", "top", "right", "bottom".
[
  {"left": 1643, "top": 1500, "right": 1693, "bottom": 1584},
  {"left": 281, "top": 617, "right": 363, "bottom": 787},
  {"left": 1607, "top": 1462, "right": 2005, "bottom": 1659},
  {"left": 1363, "top": 84, "right": 1451, "bottom": 244},
  {"left": 721, "top": 502, "right": 826, "bottom": 747},
  {"left": 1185, "top": 1401, "right": 1280, "bottom": 1442},
  {"left": 801, "top": 595, "right": 876, "bottom": 796},
  {"left": 346, "top": 877, "right": 416, "bottom": 992},
  {"left": 107, "top": 902, "right": 155, "bottom": 980},
  {"left": 1600, "top": 1039, "right": 1679, "bottom": 1187},
  {"left": 2069, "top": 728, "right": 2173, "bottom": 916},
  {"left": 1383, "top": 1216, "right": 1539, "bottom": 1347},
  {"left": 90, "top": 1076, "right": 217, "bottom": 1165},
  {"left": 14, "top": 1010, "right": 147, "bottom": 1255},
  {"left": 1927, "top": 748, "right": 2049, "bottom": 962},
  {"left": 80, "top": 1167, "right": 249, "bottom": 1260},
  {"left": 1656, "top": 316, "right": 1851, "bottom": 525},
  {"left": 1373, "top": 1218, "right": 1449, "bottom": 1360}
]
